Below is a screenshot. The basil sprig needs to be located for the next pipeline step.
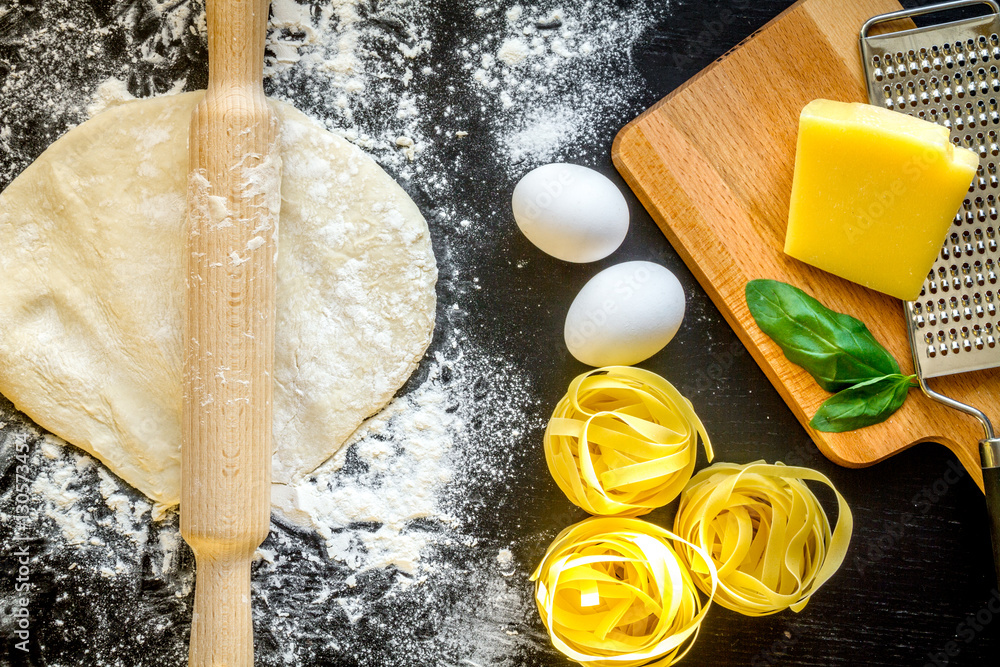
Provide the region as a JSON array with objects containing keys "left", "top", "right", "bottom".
[
  {"left": 745, "top": 279, "right": 916, "bottom": 433},
  {"left": 809, "top": 374, "right": 915, "bottom": 432},
  {"left": 745, "top": 279, "right": 900, "bottom": 391}
]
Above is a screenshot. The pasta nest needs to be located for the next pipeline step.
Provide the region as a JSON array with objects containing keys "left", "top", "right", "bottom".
[
  {"left": 673, "top": 461, "right": 853, "bottom": 616},
  {"left": 544, "top": 366, "right": 713, "bottom": 517},
  {"left": 531, "top": 517, "right": 717, "bottom": 667}
]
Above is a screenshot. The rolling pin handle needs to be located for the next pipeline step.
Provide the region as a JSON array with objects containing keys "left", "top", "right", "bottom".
[{"left": 188, "top": 551, "right": 255, "bottom": 667}]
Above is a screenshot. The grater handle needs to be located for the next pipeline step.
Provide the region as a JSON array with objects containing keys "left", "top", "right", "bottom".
[
  {"left": 982, "top": 440, "right": 1000, "bottom": 585},
  {"left": 860, "top": 0, "right": 999, "bottom": 40}
]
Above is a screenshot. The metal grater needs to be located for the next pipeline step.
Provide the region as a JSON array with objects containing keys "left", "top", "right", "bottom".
[
  {"left": 860, "top": 0, "right": 1000, "bottom": 584},
  {"left": 862, "top": 0, "right": 1000, "bottom": 378}
]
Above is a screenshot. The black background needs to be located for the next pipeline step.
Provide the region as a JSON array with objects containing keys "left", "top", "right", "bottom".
[{"left": 2, "top": 0, "right": 1000, "bottom": 665}]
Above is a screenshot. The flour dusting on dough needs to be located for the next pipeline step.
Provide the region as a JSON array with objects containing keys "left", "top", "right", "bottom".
[{"left": 0, "top": 92, "right": 436, "bottom": 506}]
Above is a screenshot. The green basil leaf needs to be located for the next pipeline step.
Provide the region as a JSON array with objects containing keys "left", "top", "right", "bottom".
[
  {"left": 809, "top": 374, "right": 914, "bottom": 433},
  {"left": 745, "top": 279, "right": 900, "bottom": 392}
]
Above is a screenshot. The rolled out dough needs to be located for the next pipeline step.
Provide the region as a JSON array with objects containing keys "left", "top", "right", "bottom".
[{"left": 0, "top": 92, "right": 437, "bottom": 507}]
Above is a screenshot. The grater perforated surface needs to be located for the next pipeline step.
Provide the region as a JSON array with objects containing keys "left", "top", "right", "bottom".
[{"left": 861, "top": 1, "right": 1000, "bottom": 378}]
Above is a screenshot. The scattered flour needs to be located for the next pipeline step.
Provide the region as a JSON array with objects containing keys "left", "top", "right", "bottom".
[
  {"left": 497, "top": 547, "right": 517, "bottom": 577},
  {"left": 497, "top": 37, "right": 531, "bottom": 66},
  {"left": 0, "top": 0, "right": 657, "bottom": 192},
  {"left": 261, "top": 0, "right": 438, "bottom": 175},
  {"left": 0, "top": 0, "right": 660, "bottom": 664},
  {"left": 271, "top": 358, "right": 460, "bottom": 574},
  {"left": 461, "top": 1, "right": 656, "bottom": 174},
  {"left": 3, "top": 340, "right": 543, "bottom": 665},
  {"left": 86, "top": 78, "right": 136, "bottom": 118}
]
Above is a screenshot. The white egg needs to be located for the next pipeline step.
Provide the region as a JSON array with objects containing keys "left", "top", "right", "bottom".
[
  {"left": 564, "top": 261, "right": 686, "bottom": 367},
  {"left": 511, "top": 163, "right": 629, "bottom": 263}
]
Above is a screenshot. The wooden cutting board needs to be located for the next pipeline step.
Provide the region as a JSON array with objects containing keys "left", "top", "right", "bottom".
[{"left": 613, "top": 0, "right": 999, "bottom": 490}]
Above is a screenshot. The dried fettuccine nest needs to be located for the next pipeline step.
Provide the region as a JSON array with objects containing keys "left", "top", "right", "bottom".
[
  {"left": 543, "top": 366, "right": 713, "bottom": 517},
  {"left": 673, "top": 461, "right": 853, "bottom": 616},
  {"left": 530, "top": 516, "right": 717, "bottom": 667}
]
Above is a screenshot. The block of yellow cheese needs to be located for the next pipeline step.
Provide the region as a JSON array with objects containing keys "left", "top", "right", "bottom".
[{"left": 784, "top": 99, "right": 978, "bottom": 301}]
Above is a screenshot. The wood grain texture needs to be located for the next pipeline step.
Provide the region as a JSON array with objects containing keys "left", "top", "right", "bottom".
[
  {"left": 613, "top": 0, "right": 997, "bottom": 490},
  {"left": 181, "top": 0, "right": 278, "bottom": 665}
]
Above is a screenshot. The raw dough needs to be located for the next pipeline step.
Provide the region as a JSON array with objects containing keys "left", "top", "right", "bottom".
[{"left": 0, "top": 92, "right": 437, "bottom": 507}]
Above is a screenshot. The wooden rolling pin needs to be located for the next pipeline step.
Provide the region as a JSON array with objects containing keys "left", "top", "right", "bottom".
[{"left": 181, "top": 0, "right": 279, "bottom": 664}]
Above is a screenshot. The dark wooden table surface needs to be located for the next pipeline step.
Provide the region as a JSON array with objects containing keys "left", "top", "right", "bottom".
[{"left": 3, "top": 0, "right": 1000, "bottom": 665}]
